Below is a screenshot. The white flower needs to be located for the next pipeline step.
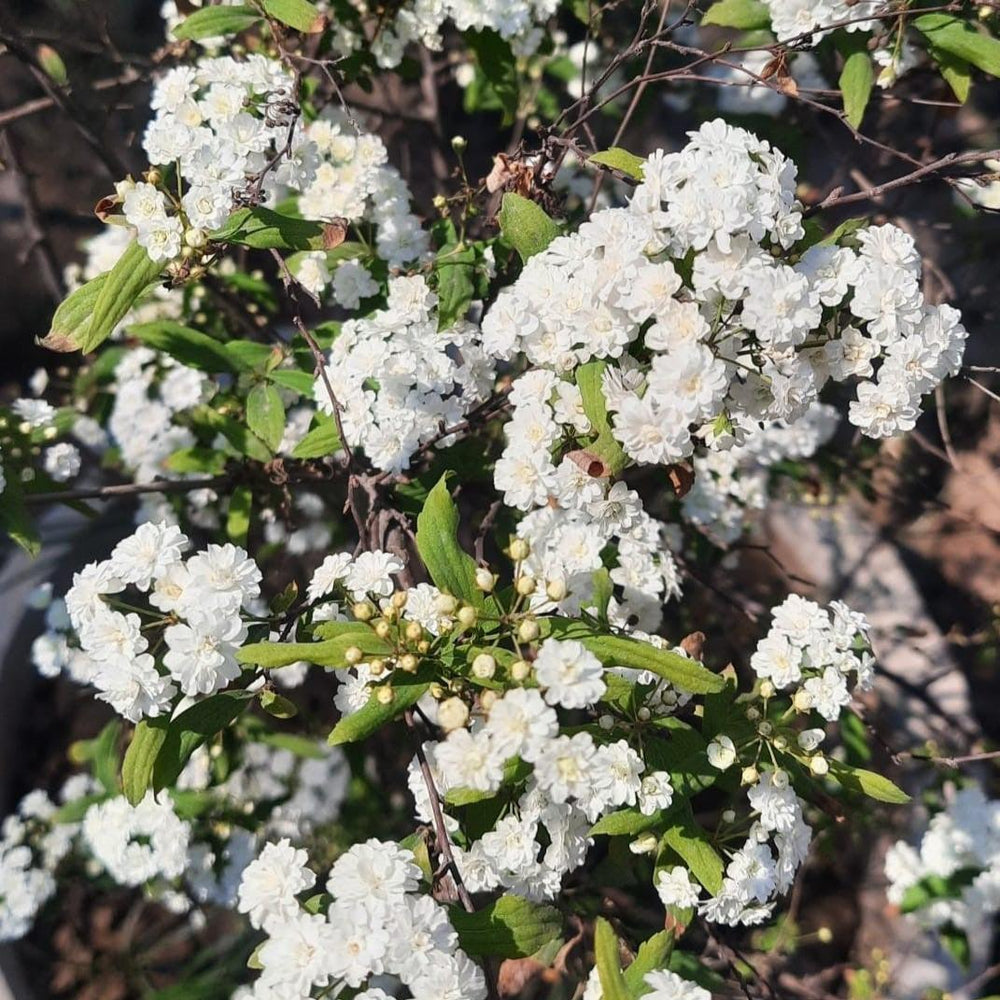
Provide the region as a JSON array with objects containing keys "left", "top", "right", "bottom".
[
  {"left": 534, "top": 638, "right": 606, "bottom": 709},
  {"left": 642, "top": 968, "right": 710, "bottom": 1000},
  {"left": 237, "top": 839, "right": 316, "bottom": 931},
  {"left": 325, "top": 838, "right": 421, "bottom": 913},
  {"left": 43, "top": 442, "right": 81, "bottom": 482},
  {"left": 344, "top": 549, "right": 404, "bottom": 600},
  {"left": 109, "top": 522, "right": 189, "bottom": 591},
  {"left": 656, "top": 867, "right": 701, "bottom": 909},
  {"left": 707, "top": 735, "right": 737, "bottom": 770}
]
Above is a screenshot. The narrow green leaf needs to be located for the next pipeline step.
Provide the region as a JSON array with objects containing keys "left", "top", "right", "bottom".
[
  {"left": 173, "top": 4, "right": 262, "bottom": 39},
  {"left": 498, "top": 193, "right": 561, "bottom": 263},
  {"left": 91, "top": 719, "right": 123, "bottom": 794},
  {"left": 132, "top": 321, "right": 242, "bottom": 373},
  {"left": 450, "top": 896, "right": 563, "bottom": 959},
  {"left": 594, "top": 917, "right": 630, "bottom": 1000},
  {"left": 121, "top": 718, "right": 169, "bottom": 806},
  {"left": 435, "top": 243, "right": 477, "bottom": 329},
  {"left": 212, "top": 208, "right": 345, "bottom": 252},
  {"left": 256, "top": 732, "right": 325, "bottom": 757},
  {"left": 576, "top": 360, "right": 629, "bottom": 477},
  {"left": 226, "top": 484, "right": 252, "bottom": 546},
  {"left": 929, "top": 44, "right": 973, "bottom": 102},
  {"left": 702, "top": 0, "right": 771, "bottom": 30},
  {"left": 261, "top": 0, "right": 325, "bottom": 33},
  {"left": 590, "top": 806, "right": 671, "bottom": 837},
  {"left": 466, "top": 29, "right": 519, "bottom": 125},
  {"left": 152, "top": 691, "right": 253, "bottom": 790},
  {"left": 0, "top": 479, "right": 40, "bottom": 556},
  {"left": 268, "top": 368, "right": 315, "bottom": 395},
  {"left": 623, "top": 931, "right": 675, "bottom": 997},
  {"left": 290, "top": 414, "right": 341, "bottom": 459},
  {"left": 247, "top": 383, "right": 285, "bottom": 453},
  {"left": 191, "top": 405, "right": 274, "bottom": 463},
  {"left": 52, "top": 792, "right": 108, "bottom": 824},
  {"left": 660, "top": 807, "right": 725, "bottom": 895},
  {"left": 225, "top": 339, "right": 276, "bottom": 370},
  {"left": 327, "top": 675, "right": 430, "bottom": 746},
  {"left": 589, "top": 148, "right": 645, "bottom": 181},
  {"left": 914, "top": 14, "right": 1000, "bottom": 78},
  {"left": 260, "top": 689, "right": 298, "bottom": 718},
  {"left": 415, "top": 474, "right": 483, "bottom": 608},
  {"left": 237, "top": 631, "right": 390, "bottom": 668},
  {"left": 828, "top": 760, "right": 910, "bottom": 804},
  {"left": 838, "top": 38, "right": 874, "bottom": 129}
]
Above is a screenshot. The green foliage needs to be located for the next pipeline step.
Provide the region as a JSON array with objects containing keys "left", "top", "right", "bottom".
[
  {"left": 660, "top": 805, "right": 725, "bottom": 895},
  {"left": 827, "top": 760, "right": 910, "bottom": 804},
  {"left": 594, "top": 917, "right": 630, "bottom": 1000},
  {"left": 132, "top": 322, "right": 244, "bottom": 374},
  {"left": 212, "top": 208, "right": 345, "bottom": 252},
  {"left": 838, "top": 35, "right": 874, "bottom": 129},
  {"left": 576, "top": 360, "right": 629, "bottom": 477},
  {"left": 623, "top": 931, "right": 675, "bottom": 997},
  {"left": 173, "top": 5, "right": 262, "bottom": 39},
  {"left": 435, "top": 242, "right": 477, "bottom": 329},
  {"left": 290, "top": 414, "right": 341, "bottom": 458},
  {"left": 701, "top": 0, "right": 771, "bottom": 30},
  {"left": 450, "top": 895, "right": 563, "bottom": 959},
  {"left": 465, "top": 29, "right": 519, "bottom": 124},
  {"left": 914, "top": 14, "right": 1000, "bottom": 79},
  {"left": 589, "top": 148, "right": 645, "bottom": 181},
  {"left": 327, "top": 671, "right": 431, "bottom": 745},
  {"left": 246, "top": 383, "right": 286, "bottom": 453},
  {"left": 226, "top": 485, "right": 253, "bottom": 546},
  {"left": 121, "top": 718, "right": 169, "bottom": 806},
  {"left": 260, "top": 0, "right": 325, "bottom": 33},
  {"left": 497, "top": 193, "right": 561, "bottom": 262}
]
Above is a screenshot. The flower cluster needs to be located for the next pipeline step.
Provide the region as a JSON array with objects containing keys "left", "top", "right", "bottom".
[
  {"left": 885, "top": 785, "right": 1000, "bottom": 935},
  {"left": 483, "top": 120, "right": 967, "bottom": 483},
  {"left": 759, "top": 0, "right": 880, "bottom": 43},
  {"left": 62, "top": 523, "right": 262, "bottom": 720},
  {"left": 747, "top": 594, "right": 874, "bottom": 720},
  {"left": 237, "top": 838, "right": 486, "bottom": 1000},
  {"left": 312, "top": 275, "right": 495, "bottom": 472}
]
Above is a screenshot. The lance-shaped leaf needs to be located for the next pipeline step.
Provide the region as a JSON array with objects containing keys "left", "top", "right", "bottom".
[
  {"left": 659, "top": 805, "right": 725, "bottom": 895},
  {"left": 623, "top": 931, "right": 675, "bottom": 998},
  {"left": 701, "top": 0, "right": 770, "bottom": 29},
  {"left": 132, "top": 321, "right": 244, "bottom": 374},
  {"left": 416, "top": 474, "right": 484, "bottom": 608},
  {"left": 838, "top": 35, "right": 874, "bottom": 129},
  {"left": 238, "top": 629, "right": 390, "bottom": 669},
  {"left": 212, "top": 208, "right": 347, "bottom": 252},
  {"left": 914, "top": 14, "right": 1000, "bottom": 78},
  {"left": 576, "top": 360, "right": 629, "bottom": 477},
  {"left": 327, "top": 672, "right": 430, "bottom": 746},
  {"left": 827, "top": 760, "right": 910, "bottom": 804},
  {"left": 173, "top": 4, "right": 262, "bottom": 39},
  {"left": 247, "top": 383, "right": 286, "bottom": 453},
  {"left": 121, "top": 718, "right": 169, "bottom": 805},
  {"left": 261, "top": 0, "right": 325, "bottom": 33},
  {"left": 589, "top": 148, "right": 645, "bottom": 181},
  {"left": 594, "top": 917, "right": 630, "bottom": 1000},
  {"left": 498, "top": 193, "right": 561, "bottom": 262},
  {"left": 449, "top": 895, "right": 563, "bottom": 959}
]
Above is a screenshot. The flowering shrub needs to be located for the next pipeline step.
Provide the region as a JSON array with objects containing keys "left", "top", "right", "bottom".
[{"left": 1, "top": 0, "right": 999, "bottom": 996}]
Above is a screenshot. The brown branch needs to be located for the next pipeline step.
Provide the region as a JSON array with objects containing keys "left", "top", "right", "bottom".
[{"left": 23, "top": 475, "right": 231, "bottom": 506}]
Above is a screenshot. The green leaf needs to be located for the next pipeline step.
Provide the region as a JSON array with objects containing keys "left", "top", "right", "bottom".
[
  {"left": 132, "top": 321, "right": 243, "bottom": 374},
  {"left": 590, "top": 806, "right": 671, "bottom": 837},
  {"left": 91, "top": 720, "right": 123, "bottom": 794},
  {"left": 538, "top": 618, "right": 725, "bottom": 694},
  {"left": 594, "top": 917, "right": 630, "bottom": 1000},
  {"left": 914, "top": 14, "right": 1000, "bottom": 78},
  {"left": 165, "top": 447, "right": 227, "bottom": 475},
  {"left": 38, "top": 45, "right": 68, "bottom": 85},
  {"left": 268, "top": 368, "right": 315, "bottom": 395},
  {"left": 260, "top": 0, "right": 325, "bottom": 33},
  {"left": 238, "top": 630, "right": 390, "bottom": 669},
  {"left": 450, "top": 896, "right": 563, "bottom": 959},
  {"left": 256, "top": 732, "right": 325, "bottom": 757},
  {"left": 327, "top": 673, "right": 430, "bottom": 746},
  {"left": 702, "top": 0, "right": 771, "bottom": 30},
  {"left": 415, "top": 474, "right": 483, "bottom": 608},
  {"left": 576, "top": 360, "right": 629, "bottom": 477},
  {"left": 52, "top": 792, "right": 108, "bottom": 824},
  {"left": 247, "top": 383, "right": 286, "bottom": 453},
  {"left": 900, "top": 869, "right": 979, "bottom": 914},
  {"left": 225, "top": 339, "right": 276, "bottom": 370},
  {"left": 816, "top": 215, "right": 869, "bottom": 247},
  {"left": 226, "top": 484, "right": 252, "bottom": 546},
  {"left": 191, "top": 405, "right": 274, "bottom": 463},
  {"left": 260, "top": 689, "right": 298, "bottom": 718},
  {"left": 838, "top": 37, "right": 874, "bottom": 129},
  {"left": 827, "top": 761, "right": 910, "bottom": 804},
  {"left": 40, "top": 241, "right": 161, "bottom": 354},
  {"left": 498, "top": 193, "right": 561, "bottom": 263},
  {"left": 466, "top": 29, "right": 519, "bottom": 125},
  {"left": 445, "top": 757, "right": 532, "bottom": 806},
  {"left": 212, "top": 208, "right": 345, "bottom": 252},
  {"left": 0, "top": 478, "right": 40, "bottom": 556},
  {"left": 660, "top": 807, "right": 725, "bottom": 895},
  {"left": 941, "top": 923, "right": 970, "bottom": 969},
  {"left": 435, "top": 243, "right": 477, "bottom": 329},
  {"left": 173, "top": 4, "right": 262, "bottom": 39},
  {"left": 152, "top": 691, "right": 253, "bottom": 790},
  {"left": 290, "top": 414, "right": 341, "bottom": 459},
  {"left": 399, "top": 830, "right": 433, "bottom": 881},
  {"left": 589, "top": 148, "right": 645, "bottom": 181},
  {"left": 929, "top": 44, "right": 973, "bottom": 102},
  {"left": 121, "top": 718, "right": 169, "bottom": 806},
  {"left": 623, "top": 931, "right": 675, "bottom": 997}
]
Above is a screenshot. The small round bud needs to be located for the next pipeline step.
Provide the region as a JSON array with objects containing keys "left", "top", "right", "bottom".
[
  {"left": 405, "top": 621, "right": 423, "bottom": 643},
  {"left": 392, "top": 591, "right": 408, "bottom": 610},
  {"left": 637, "top": 707, "right": 651, "bottom": 722},
  {"left": 480, "top": 690, "right": 499, "bottom": 713},
  {"left": 517, "top": 619, "right": 539, "bottom": 643},
  {"left": 375, "top": 685, "right": 394, "bottom": 705},
  {"left": 746, "top": 706, "right": 761, "bottom": 722},
  {"left": 432, "top": 193, "right": 448, "bottom": 212},
  {"left": 438, "top": 618, "right": 454, "bottom": 635},
  {"left": 721, "top": 809, "right": 737, "bottom": 824},
  {"left": 741, "top": 765, "right": 759, "bottom": 786},
  {"left": 598, "top": 714, "right": 615, "bottom": 731},
  {"left": 515, "top": 575, "right": 536, "bottom": 597},
  {"left": 399, "top": 653, "right": 419, "bottom": 673},
  {"left": 184, "top": 227, "right": 208, "bottom": 249},
  {"left": 42, "top": 426, "right": 58, "bottom": 441},
  {"left": 472, "top": 653, "right": 496, "bottom": 680},
  {"left": 760, "top": 680, "right": 776, "bottom": 699},
  {"left": 429, "top": 682, "right": 445, "bottom": 700},
  {"left": 545, "top": 578, "right": 567, "bottom": 602},
  {"left": 817, "top": 926, "right": 833, "bottom": 944},
  {"left": 417, "top": 640, "right": 431, "bottom": 654},
  {"left": 435, "top": 593, "right": 459, "bottom": 616},
  {"left": 344, "top": 645, "right": 364, "bottom": 666},
  {"left": 383, "top": 604, "right": 399, "bottom": 623},
  {"left": 508, "top": 538, "right": 530, "bottom": 561},
  {"left": 353, "top": 601, "right": 375, "bottom": 622},
  {"left": 438, "top": 696, "right": 469, "bottom": 732},
  {"left": 451, "top": 135, "right": 468, "bottom": 153},
  {"left": 773, "top": 735, "right": 788, "bottom": 751},
  {"left": 757, "top": 721, "right": 773, "bottom": 737},
  {"left": 368, "top": 658, "right": 386, "bottom": 677},
  {"left": 510, "top": 659, "right": 531, "bottom": 682},
  {"left": 456, "top": 606, "right": 478, "bottom": 629},
  {"left": 475, "top": 567, "right": 495, "bottom": 592},
  {"left": 374, "top": 620, "right": 392, "bottom": 640},
  {"left": 809, "top": 754, "right": 829, "bottom": 776},
  {"left": 145, "top": 168, "right": 162, "bottom": 185}
]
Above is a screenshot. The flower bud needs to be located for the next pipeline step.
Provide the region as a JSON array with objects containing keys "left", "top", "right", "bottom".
[
  {"left": 405, "top": 621, "right": 423, "bottom": 643},
  {"left": 722, "top": 809, "right": 737, "bottom": 824},
  {"left": 184, "top": 227, "right": 208, "bottom": 249},
  {"left": 435, "top": 593, "right": 459, "bottom": 615},
  {"left": 792, "top": 689, "right": 814, "bottom": 713},
  {"left": 760, "top": 679, "right": 775, "bottom": 699},
  {"left": 746, "top": 706, "right": 761, "bottom": 722},
  {"left": 475, "top": 567, "right": 495, "bottom": 592},
  {"left": 368, "top": 658, "right": 386, "bottom": 677},
  {"left": 515, "top": 575, "right": 536, "bottom": 596},
  {"left": 773, "top": 735, "right": 787, "bottom": 751},
  {"left": 375, "top": 685, "right": 394, "bottom": 705},
  {"left": 517, "top": 619, "right": 539, "bottom": 643},
  {"left": 392, "top": 591, "right": 408, "bottom": 610},
  {"left": 438, "top": 696, "right": 469, "bottom": 732},
  {"left": 598, "top": 714, "right": 614, "bottom": 731},
  {"left": 374, "top": 620, "right": 392, "bottom": 640},
  {"left": 545, "top": 578, "right": 567, "bottom": 602},
  {"left": 757, "top": 721, "right": 773, "bottom": 737},
  {"left": 417, "top": 640, "right": 431, "bottom": 654},
  {"left": 510, "top": 659, "right": 531, "bottom": 682},
  {"left": 480, "top": 690, "right": 499, "bottom": 713},
  {"left": 399, "top": 653, "right": 419, "bottom": 673},
  {"left": 145, "top": 168, "right": 162, "bottom": 185},
  {"left": 429, "top": 682, "right": 444, "bottom": 700},
  {"left": 456, "top": 605, "right": 478, "bottom": 629},
  {"left": 344, "top": 645, "right": 364, "bottom": 666},
  {"left": 451, "top": 135, "right": 468, "bottom": 154},
  {"left": 741, "top": 765, "right": 759, "bottom": 786},
  {"left": 629, "top": 833, "right": 658, "bottom": 855},
  {"left": 471, "top": 653, "right": 496, "bottom": 679},
  {"left": 797, "top": 728, "right": 825, "bottom": 751},
  {"left": 707, "top": 735, "right": 737, "bottom": 771},
  {"left": 508, "top": 538, "right": 530, "bottom": 561},
  {"left": 353, "top": 601, "right": 375, "bottom": 622},
  {"left": 817, "top": 927, "right": 833, "bottom": 944},
  {"left": 637, "top": 707, "right": 651, "bottom": 722},
  {"left": 809, "top": 754, "right": 829, "bottom": 776},
  {"left": 383, "top": 604, "right": 399, "bottom": 623}
]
